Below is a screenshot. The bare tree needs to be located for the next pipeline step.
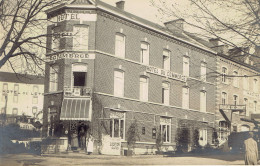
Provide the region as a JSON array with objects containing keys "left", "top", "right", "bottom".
[
  {"left": 0, "top": 0, "right": 63, "bottom": 75},
  {"left": 151, "top": 0, "right": 260, "bottom": 59}
]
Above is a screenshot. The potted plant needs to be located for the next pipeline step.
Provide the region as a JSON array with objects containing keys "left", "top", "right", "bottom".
[{"left": 126, "top": 119, "right": 139, "bottom": 156}]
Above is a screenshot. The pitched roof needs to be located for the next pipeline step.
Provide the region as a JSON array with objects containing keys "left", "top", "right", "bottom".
[{"left": 0, "top": 72, "right": 44, "bottom": 85}]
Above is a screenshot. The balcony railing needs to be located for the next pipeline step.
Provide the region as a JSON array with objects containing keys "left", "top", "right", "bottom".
[{"left": 64, "top": 86, "right": 92, "bottom": 97}]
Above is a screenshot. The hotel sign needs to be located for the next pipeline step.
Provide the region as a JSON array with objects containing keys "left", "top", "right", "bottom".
[
  {"left": 146, "top": 66, "right": 187, "bottom": 82},
  {"left": 219, "top": 104, "right": 246, "bottom": 110},
  {"left": 48, "top": 52, "right": 95, "bottom": 61},
  {"left": 2, "top": 90, "right": 43, "bottom": 96}
]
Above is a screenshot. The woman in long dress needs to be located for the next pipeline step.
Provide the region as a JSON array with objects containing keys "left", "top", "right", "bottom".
[
  {"left": 244, "top": 132, "right": 258, "bottom": 165},
  {"left": 87, "top": 134, "right": 94, "bottom": 155}
]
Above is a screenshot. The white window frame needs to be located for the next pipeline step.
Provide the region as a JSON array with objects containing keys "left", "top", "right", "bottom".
[
  {"left": 51, "top": 27, "right": 59, "bottom": 52},
  {"left": 139, "top": 76, "right": 148, "bottom": 101},
  {"left": 243, "top": 75, "right": 249, "bottom": 90},
  {"left": 163, "top": 50, "right": 170, "bottom": 71},
  {"left": 140, "top": 42, "right": 149, "bottom": 65},
  {"left": 200, "top": 62, "right": 206, "bottom": 81},
  {"left": 110, "top": 112, "right": 125, "bottom": 140},
  {"left": 182, "top": 87, "right": 189, "bottom": 109},
  {"left": 114, "top": 70, "right": 124, "bottom": 97},
  {"left": 233, "top": 71, "right": 239, "bottom": 88},
  {"left": 222, "top": 67, "right": 227, "bottom": 83},
  {"left": 2, "top": 83, "right": 8, "bottom": 101},
  {"left": 221, "top": 92, "right": 227, "bottom": 105},
  {"left": 183, "top": 56, "right": 190, "bottom": 77},
  {"left": 199, "top": 129, "right": 207, "bottom": 146},
  {"left": 160, "top": 117, "right": 171, "bottom": 143},
  {"left": 49, "top": 65, "right": 59, "bottom": 92},
  {"left": 73, "top": 25, "right": 89, "bottom": 51},
  {"left": 200, "top": 91, "right": 206, "bottom": 112},
  {"left": 233, "top": 95, "right": 238, "bottom": 105},
  {"left": 253, "top": 79, "right": 258, "bottom": 92},
  {"left": 162, "top": 82, "right": 170, "bottom": 105},
  {"left": 115, "top": 33, "right": 125, "bottom": 58}
]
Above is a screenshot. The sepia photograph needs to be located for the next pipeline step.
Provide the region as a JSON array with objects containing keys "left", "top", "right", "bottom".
[{"left": 0, "top": 0, "right": 259, "bottom": 165}]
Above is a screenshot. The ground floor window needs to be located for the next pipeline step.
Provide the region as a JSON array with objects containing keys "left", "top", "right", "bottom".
[
  {"left": 219, "top": 121, "right": 230, "bottom": 141},
  {"left": 199, "top": 129, "right": 207, "bottom": 146},
  {"left": 160, "top": 117, "right": 171, "bottom": 143},
  {"left": 109, "top": 111, "right": 125, "bottom": 139}
]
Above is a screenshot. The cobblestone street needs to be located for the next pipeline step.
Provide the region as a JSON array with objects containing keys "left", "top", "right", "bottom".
[{"left": 0, "top": 153, "right": 253, "bottom": 165}]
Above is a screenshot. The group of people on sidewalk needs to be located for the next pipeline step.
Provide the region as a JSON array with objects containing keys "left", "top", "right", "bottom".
[{"left": 70, "top": 126, "right": 94, "bottom": 154}]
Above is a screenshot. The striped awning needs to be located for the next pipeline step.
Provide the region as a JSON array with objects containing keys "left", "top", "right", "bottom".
[{"left": 60, "top": 98, "right": 91, "bottom": 120}]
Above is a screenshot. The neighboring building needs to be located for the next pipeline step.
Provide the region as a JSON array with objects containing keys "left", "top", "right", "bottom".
[
  {"left": 0, "top": 72, "right": 44, "bottom": 125},
  {"left": 208, "top": 39, "right": 260, "bottom": 142},
  {"left": 43, "top": 0, "right": 217, "bottom": 155}
]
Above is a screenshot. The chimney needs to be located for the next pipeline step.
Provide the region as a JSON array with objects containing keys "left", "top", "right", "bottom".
[
  {"left": 164, "top": 18, "right": 184, "bottom": 33},
  {"left": 209, "top": 38, "right": 228, "bottom": 55},
  {"left": 116, "top": 1, "right": 125, "bottom": 10}
]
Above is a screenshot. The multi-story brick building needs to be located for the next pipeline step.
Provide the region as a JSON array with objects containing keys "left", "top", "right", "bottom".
[
  {"left": 0, "top": 72, "right": 44, "bottom": 125},
  {"left": 209, "top": 41, "right": 260, "bottom": 142},
  {"left": 43, "top": 0, "right": 218, "bottom": 155}
]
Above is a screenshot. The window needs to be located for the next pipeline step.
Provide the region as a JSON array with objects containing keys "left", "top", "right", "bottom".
[
  {"left": 109, "top": 112, "right": 125, "bottom": 139},
  {"left": 233, "top": 71, "right": 239, "bottom": 87},
  {"left": 140, "top": 42, "right": 149, "bottom": 65},
  {"left": 183, "top": 57, "right": 189, "bottom": 77},
  {"left": 253, "top": 79, "right": 258, "bottom": 92},
  {"left": 14, "top": 84, "right": 19, "bottom": 93},
  {"left": 162, "top": 82, "right": 170, "bottom": 105},
  {"left": 32, "top": 86, "right": 38, "bottom": 104},
  {"left": 200, "top": 63, "right": 206, "bottom": 81},
  {"left": 2, "top": 83, "right": 8, "bottom": 101},
  {"left": 163, "top": 50, "right": 170, "bottom": 70},
  {"left": 233, "top": 95, "right": 238, "bottom": 105},
  {"left": 32, "top": 107, "right": 38, "bottom": 116},
  {"left": 243, "top": 75, "right": 249, "bottom": 90},
  {"left": 254, "top": 101, "right": 257, "bottom": 113},
  {"left": 139, "top": 77, "right": 148, "bottom": 101},
  {"left": 244, "top": 98, "right": 249, "bottom": 116},
  {"left": 51, "top": 27, "right": 60, "bottom": 51},
  {"left": 182, "top": 87, "right": 189, "bottom": 109},
  {"left": 73, "top": 25, "right": 89, "bottom": 51},
  {"left": 114, "top": 70, "right": 124, "bottom": 97},
  {"left": 115, "top": 33, "right": 125, "bottom": 58},
  {"left": 72, "top": 63, "right": 88, "bottom": 87},
  {"left": 13, "top": 95, "right": 18, "bottom": 103},
  {"left": 49, "top": 65, "right": 59, "bottom": 92},
  {"left": 32, "top": 96, "right": 38, "bottom": 104},
  {"left": 222, "top": 67, "right": 227, "bottom": 83},
  {"left": 12, "top": 108, "right": 18, "bottom": 115},
  {"left": 219, "top": 121, "right": 230, "bottom": 141},
  {"left": 221, "top": 92, "right": 227, "bottom": 105},
  {"left": 199, "top": 129, "right": 207, "bottom": 146},
  {"left": 200, "top": 91, "right": 206, "bottom": 112},
  {"left": 160, "top": 117, "right": 171, "bottom": 143}
]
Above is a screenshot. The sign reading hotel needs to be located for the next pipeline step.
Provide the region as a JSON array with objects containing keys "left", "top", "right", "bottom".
[
  {"left": 48, "top": 13, "right": 97, "bottom": 24},
  {"left": 2, "top": 90, "right": 43, "bottom": 96},
  {"left": 146, "top": 66, "right": 187, "bottom": 82},
  {"left": 48, "top": 52, "right": 95, "bottom": 61}
]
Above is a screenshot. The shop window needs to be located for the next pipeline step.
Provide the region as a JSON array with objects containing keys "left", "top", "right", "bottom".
[
  {"left": 200, "top": 91, "right": 206, "bottom": 112},
  {"left": 114, "top": 70, "right": 124, "bottom": 97},
  {"left": 163, "top": 50, "right": 170, "bottom": 70},
  {"left": 233, "top": 71, "right": 239, "bottom": 87},
  {"left": 162, "top": 82, "right": 169, "bottom": 105},
  {"left": 222, "top": 67, "right": 227, "bottom": 83},
  {"left": 219, "top": 121, "right": 230, "bottom": 141},
  {"left": 200, "top": 62, "right": 206, "bottom": 81},
  {"left": 73, "top": 25, "right": 89, "bottom": 51},
  {"left": 110, "top": 119, "right": 124, "bottom": 139},
  {"left": 49, "top": 65, "right": 59, "bottom": 92},
  {"left": 160, "top": 117, "right": 171, "bottom": 143},
  {"left": 115, "top": 33, "right": 125, "bottom": 58},
  {"left": 140, "top": 76, "right": 148, "bottom": 101},
  {"left": 140, "top": 42, "right": 149, "bottom": 65},
  {"left": 199, "top": 129, "right": 207, "bottom": 146},
  {"left": 221, "top": 92, "right": 227, "bottom": 105},
  {"left": 182, "top": 87, "right": 189, "bottom": 109},
  {"left": 183, "top": 56, "right": 189, "bottom": 77}
]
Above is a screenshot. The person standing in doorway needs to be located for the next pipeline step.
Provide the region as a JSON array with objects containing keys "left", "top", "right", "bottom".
[
  {"left": 244, "top": 132, "right": 258, "bottom": 165},
  {"left": 87, "top": 134, "right": 94, "bottom": 155}
]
